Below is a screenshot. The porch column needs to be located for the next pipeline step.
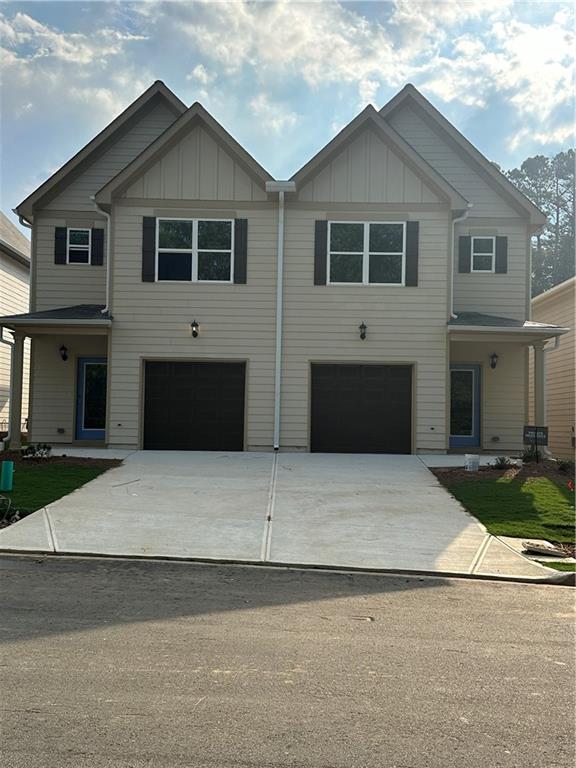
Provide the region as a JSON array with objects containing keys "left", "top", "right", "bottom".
[
  {"left": 8, "top": 333, "right": 25, "bottom": 450},
  {"left": 533, "top": 341, "right": 546, "bottom": 426}
]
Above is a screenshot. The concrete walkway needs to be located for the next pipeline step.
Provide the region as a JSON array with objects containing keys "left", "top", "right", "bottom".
[{"left": 0, "top": 451, "right": 550, "bottom": 579}]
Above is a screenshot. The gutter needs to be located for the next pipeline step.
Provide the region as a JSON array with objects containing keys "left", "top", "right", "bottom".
[
  {"left": 266, "top": 180, "right": 296, "bottom": 451},
  {"left": 90, "top": 196, "right": 111, "bottom": 315},
  {"left": 450, "top": 204, "right": 473, "bottom": 319}
]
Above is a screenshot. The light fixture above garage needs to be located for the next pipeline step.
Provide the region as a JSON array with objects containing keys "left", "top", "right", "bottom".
[
  {"left": 359, "top": 322, "right": 367, "bottom": 341},
  {"left": 489, "top": 352, "right": 498, "bottom": 369},
  {"left": 59, "top": 345, "right": 68, "bottom": 361},
  {"left": 191, "top": 320, "right": 200, "bottom": 338}
]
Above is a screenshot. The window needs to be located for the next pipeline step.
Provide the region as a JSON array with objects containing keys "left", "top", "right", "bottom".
[
  {"left": 328, "top": 222, "right": 405, "bottom": 285},
  {"left": 67, "top": 228, "right": 91, "bottom": 264},
  {"left": 156, "top": 218, "right": 233, "bottom": 282},
  {"left": 471, "top": 236, "right": 495, "bottom": 272}
]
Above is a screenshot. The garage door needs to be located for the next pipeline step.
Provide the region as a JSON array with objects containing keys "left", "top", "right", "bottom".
[
  {"left": 311, "top": 364, "right": 412, "bottom": 454},
  {"left": 144, "top": 361, "right": 245, "bottom": 450}
]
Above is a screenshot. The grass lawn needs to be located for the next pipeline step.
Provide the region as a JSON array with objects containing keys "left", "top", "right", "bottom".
[{"left": 536, "top": 561, "right": 576, "bottom": 572}]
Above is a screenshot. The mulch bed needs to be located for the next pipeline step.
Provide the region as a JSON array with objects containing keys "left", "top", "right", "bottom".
[
  {"left": 0, "top": 450, "right": 121, "bottom": 470},
  {"left": 432, "top": 460, "right": 573, "bottom": 487}
]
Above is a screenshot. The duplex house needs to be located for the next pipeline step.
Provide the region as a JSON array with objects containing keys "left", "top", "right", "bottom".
[{"left": 1, "top": 82, "right": 568, "bottom": 454}]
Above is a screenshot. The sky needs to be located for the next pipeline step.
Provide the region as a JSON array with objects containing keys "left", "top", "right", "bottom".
[{"left": 1, "top": 0, "right": 574, "bottom": 234}]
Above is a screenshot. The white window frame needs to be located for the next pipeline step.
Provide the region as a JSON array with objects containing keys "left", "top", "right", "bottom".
[
  {"left": 327, "top": 221, "right": 406, "bottom": 286},
  {"left": 471, "top": 236, "right": 496, "bottom": 273},
  {"left": 67, "top": 227, "right": 91, "bottom": 265},
  {"left": 155, "top": 217, "right": 234, "bottom": 283}
]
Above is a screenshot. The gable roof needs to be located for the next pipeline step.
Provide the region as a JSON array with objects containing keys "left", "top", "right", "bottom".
[
  {"left": 95, "top": 102, "right": 273, "bottom": 205},
  {"left": 380, "top": 84, "right": 546, "bottom": 227},
  {"left": 0, "top": 211, "right": 30, "bottom": 269},
  {"left": 15, "top": 81, "right": 187, "bottom": 221},
  {"left": 290, "top": 104, "right": 468, "bottom": 209}
]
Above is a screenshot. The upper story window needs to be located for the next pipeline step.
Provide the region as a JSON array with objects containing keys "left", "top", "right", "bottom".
[
  {"left": 328, "top": 222, "right": 405, "bottom": 285},
  {"left": 156, "top": 218, "right": 233, "bottom": 282},
  {"left": 67, "top": 228, "right": 91, "bottom": 264},
  {"left": 471, "top": 236, "right": 495, "bottom": 273}
]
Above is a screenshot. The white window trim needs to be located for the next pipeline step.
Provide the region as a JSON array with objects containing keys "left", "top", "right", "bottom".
[
  {"left": 67, "top": 227, "right": 91, "bottom": 265},
  {"left": 327, "top": 221, "right": 406, "bottom": 286},
  {"left": 155, "top": 217, "right": 235, "bottom": 283},
  {"left": 471, "top": 235, "right": 496, "bottom": 273}
]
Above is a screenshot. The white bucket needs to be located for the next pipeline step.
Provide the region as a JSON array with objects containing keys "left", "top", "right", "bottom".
[{"left": 464, "top": 454, "right": 480, "bottom": 472}]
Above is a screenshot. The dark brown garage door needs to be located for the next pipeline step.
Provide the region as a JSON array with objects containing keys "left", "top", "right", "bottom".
[
  {"left": 311, "top": 364, "right": 412, "bottom": 454},
  {"left": 144, "top": 361, "right": 245, "bottom": 450}
]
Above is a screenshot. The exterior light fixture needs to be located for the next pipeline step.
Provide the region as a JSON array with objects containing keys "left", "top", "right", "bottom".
[
  {"left": 489, "top": 352, "right": 499, "bottom": 369},
  {"left": 191, "top": 320, "right": 199, "bottom": 338},
  {"left": 359, "top": 322, "right": 367, "bottom": 341},
  {"left": 59, "top": 345, "right": 68, "bottom": 361}
]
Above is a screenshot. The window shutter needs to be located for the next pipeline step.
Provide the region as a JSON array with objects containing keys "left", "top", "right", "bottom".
[
  {"left": 142, "top": 217, "right": 156, "bottom": 282},
  {"left": 314, "top": 220, "right": 328, "bottom": 285},
  {"left": 495, "top": 236, "right": 508, "bottom": 273},
  {"left": 233, "top": 219, "right": 248, "bottom": 284},
  {"left": 54, "top": 227, "right": 67, "bottom": 264},
  {"left": 458, "top": 236, "right": 471, "bottom": 273},
  {"left": 91, "top": 228, "right": 104, "bottom": 266},
  {"left": 405, "top": 221, "right": 419, "bottom": 286}
]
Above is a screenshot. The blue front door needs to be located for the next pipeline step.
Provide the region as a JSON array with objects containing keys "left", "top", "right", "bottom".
[
  {"left": 76, "top": 357, "right": 107, "bottom": 440},
  {"left": 449, "top": 364, "right": 481, "bottom": 448}
]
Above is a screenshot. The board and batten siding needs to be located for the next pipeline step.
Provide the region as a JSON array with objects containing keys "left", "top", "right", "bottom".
[
  {"left": 0, "top": 253, "right": 30, "bottom": 429},
  {"left": 107, "top": 203, "right": 277, "bottom": 449},
  {"left": 281, "top": 208, "right": 451, "bottom": 452}
]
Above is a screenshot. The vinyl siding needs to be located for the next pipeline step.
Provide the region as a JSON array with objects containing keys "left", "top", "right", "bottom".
[
  {"left": 451, "top": 341, "right": 527, "bottom": 452},
  {"left": 0, "top": 252, "right": 30, "bottom": 429}
]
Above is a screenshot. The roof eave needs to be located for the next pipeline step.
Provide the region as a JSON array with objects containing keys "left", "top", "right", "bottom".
[
  {"left": 0, "top": 241, "right": 30, "bottom": 270},
  {"left": 448, "top": 325, "right": 569, "bottom": 335}
]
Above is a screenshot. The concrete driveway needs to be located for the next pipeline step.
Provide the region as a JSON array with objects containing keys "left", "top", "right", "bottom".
[{"left": 0, "top": 451, "right": 548, "bottom": 578}]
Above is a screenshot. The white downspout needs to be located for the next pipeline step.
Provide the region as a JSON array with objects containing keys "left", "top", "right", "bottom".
[
  {"left": 90, "top": 196, "right": 111, "bottom": 315},
  {"left": 0, "top": 328, "right": 14, "bottom": 444},
  {"left": 450, "top": 204, "right": 473, "bottom": 318}
]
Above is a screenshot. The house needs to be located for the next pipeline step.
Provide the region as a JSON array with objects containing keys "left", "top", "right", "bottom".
[
  {"left": 0, "top": 211, "right": 30, "bottom": 441},
  {"left": 530, "top": 277, "right": 575, "bottom": 459},
  {"left": 0, "top": 81, "right": 569, "bottom": 454}
]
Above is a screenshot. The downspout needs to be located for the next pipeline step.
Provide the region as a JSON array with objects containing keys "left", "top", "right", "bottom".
[
  {"left": 450, "top": 203, "right": 473, "bottom": 319},
  {"left": 266, "top": 181, "right": 296, "bottom": 451},
  {"left": 90, "top": 196, "right": 111, "bottom": 315},
  {"left": 0, "top": 328, "right": 14, "bottom": 443}
]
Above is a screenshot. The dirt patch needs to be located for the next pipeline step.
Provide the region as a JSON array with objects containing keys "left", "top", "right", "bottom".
[
  {"left": 0, "top": 450, "right": 122, "bottom": 470},
  {"left": 432, "top": 460, "right": 574, "bottom": 488}
]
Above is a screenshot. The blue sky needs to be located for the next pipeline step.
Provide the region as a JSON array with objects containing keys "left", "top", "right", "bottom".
[{"left": 1, "top": 1, "right": 574, "bottom": 233}]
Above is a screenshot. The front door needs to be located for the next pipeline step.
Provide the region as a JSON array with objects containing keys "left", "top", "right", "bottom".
[
  {"left": 76, "top": 357, "right": 107, "bottom": 440},
  {"left": 449, "top": 364, "right": 480, "bottom": 448}
]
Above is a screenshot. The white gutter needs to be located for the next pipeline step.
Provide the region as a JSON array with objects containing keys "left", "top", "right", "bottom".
[
  {"left": 450, "top": 204, "right": 473, "bottom": 319},
  {"left": 448, "top": 325, "right": 569, "bottom": 335},
  {"left": 90, "top": 196, "right": 111, "bottom": 314},
  {"left": 266, "top": 180, "right": 296, "bottom": 451}
]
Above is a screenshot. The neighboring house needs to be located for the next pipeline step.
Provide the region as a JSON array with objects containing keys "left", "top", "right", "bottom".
[
  {"left": 529, "top": 277, "right": 575, "bottom": 459},
  {"left": 0, "top": 211, "right": 30, "bottom": 439},
  {"left": 0, "top": 81, "right": 569, "bottom": 453}
]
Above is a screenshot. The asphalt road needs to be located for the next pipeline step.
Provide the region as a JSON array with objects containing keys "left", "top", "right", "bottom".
[{"left": 0, "top": 555, "right": 574, "bottom": 768}]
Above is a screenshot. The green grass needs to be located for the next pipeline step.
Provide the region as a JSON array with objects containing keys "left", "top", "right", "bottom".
[
  {"left": 536, "top": 561, "right": 576, "bottom": 572},
  {"left": 445, "top": 476, "right": 575, "bottom": 542},
  {"left": 1, "top": 463, "right": 112, "bottom": 517}
]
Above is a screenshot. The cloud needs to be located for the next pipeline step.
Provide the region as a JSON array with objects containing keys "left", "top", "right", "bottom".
[
  {"left": 186, "top": 64, "right": 215, "bottom": 85},
  {"left": 249, "top": 93, "right": 298, "bottom": 134}
]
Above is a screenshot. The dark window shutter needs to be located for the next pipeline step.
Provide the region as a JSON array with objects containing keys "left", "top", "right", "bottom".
[
  {"left": 142, "top": 217, "right": 156, "bottom": 282},
  {"left": 314, "top": 220, "right": 328, "bottom": 285},
  {"left": 458, "top": 236, "right": 471, "bottom": 273},
  {"left": 91, "top": 228, "right": 104, "bottom": 266},
  {"left": 495, "top": 236, "right": 508, "bottom": 273},
  {"left": 405, "top": 221, "right": 419, "bottom": 286},
  {"left": 54, "top": 227, "right": 67, "bottom": 264},
  {"left": 233, "top": 219, "right": 247, "bottom": 284}
]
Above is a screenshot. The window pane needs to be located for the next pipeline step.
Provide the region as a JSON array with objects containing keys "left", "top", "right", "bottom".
[
  {"left": 68, "top": 248, "right": 90, "bottom": 264},
  {"left": 369, "top": 254, "right": 403, "bottom": 283},
  {"left": 198, "top": 220, "right": 232, "bottom": 250},
  {"left": 330, "top": 223, "right": 364, "bottom": 252},
  {"left": 473, "top": 253, "right": 493, "bottom": 271},
  {"left": 159, "top": 220, "right": 192, "bottom": 249},
  {"left": 69, "top": 229, "right": 89, "bottom": 246},
  {"left": 158, "top": 251, "right": 192, "bottom": 280},
  {"left": 473, "top": 238, "right": 494, "bottom": 254},
  {"left": 369, "top": 223, "right": 403, "bottom": 252},
  {"left": 330, "top": 253, "right": 363, "bottom": 282},
  {"left": 198, "top": 252, "right": 231, "bottom": 281},
  {"left": 451, "top": 370, "right": 473, "bottom": 435}
]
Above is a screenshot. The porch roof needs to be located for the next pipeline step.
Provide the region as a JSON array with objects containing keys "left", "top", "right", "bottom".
[
  {"left": 0, "top": 304, "right": 111, "bottom": 330},
  {"left": 448, "top": 311, "right": 569, "bottom": 343}
]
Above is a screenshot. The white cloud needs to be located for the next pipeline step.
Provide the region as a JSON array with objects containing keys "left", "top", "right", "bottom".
[
  {"left": 249, "top": 93, "right": 298, "bottom": 134},
  {"left": 186, "top": 64, "right": 215, "bottom": 85}
]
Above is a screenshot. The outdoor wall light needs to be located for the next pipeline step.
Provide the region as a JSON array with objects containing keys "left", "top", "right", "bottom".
[
  {"left": 359, "top": 322, "right": 367, "bottom": 341},
  {"left": 59, "top": 345, "right": 68, "bottom": 361},
  {"left": 191, "top": 320, "right": 200, "bottom": 338},
  {"left": 489, "top": 352, "right": 499, "bottom": 369}
]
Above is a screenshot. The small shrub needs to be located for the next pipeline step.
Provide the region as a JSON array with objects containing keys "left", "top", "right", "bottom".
[
  {"left": 521, "top": 447, "right": 541, "bottom": 463},
  {"left": 493, "top": 456, "right": 513, "bottom": 469},
  {"left": 557, "top": 459, "right": 575, "bottom": 476},
  {"left": 21, "top": 443, "right": 52, "bottom": 459}
]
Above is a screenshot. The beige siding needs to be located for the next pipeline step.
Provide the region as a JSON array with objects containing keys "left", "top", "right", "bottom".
[
  {"left": 453, "top": 221, "right": 530, "bottom": 321},
  {"left": 45, "top": 102, "right": 178, "bottom": 212},
  {"left": 122, "top": 125, "right": 267, "bottom": 202},
  {"left": 387, "top": 104, "right": 518, "bottom": 217},
  {"left": 451, "top": 341, "right": 527, "bottom": 452},
  {"left": 107, "top": 204, "right": 277, "bottom": 449},
  {"left": 0, "top": 252, "right": 30, "bottom": 429},
  {"left": 281, "top": 208, "right": 450, "bottom": 452},
  {"left": 28, "top": 335, "right": 107, "bottom": 443}
]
